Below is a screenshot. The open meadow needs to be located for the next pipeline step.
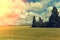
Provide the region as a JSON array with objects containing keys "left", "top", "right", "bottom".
[{"left": 0, "top": 26, "right": 60, "bottom": 40}]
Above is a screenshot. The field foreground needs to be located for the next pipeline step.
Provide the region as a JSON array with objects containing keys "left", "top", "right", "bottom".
[{"left": 0, "top": 26, "right": 60, "bottom": 40}]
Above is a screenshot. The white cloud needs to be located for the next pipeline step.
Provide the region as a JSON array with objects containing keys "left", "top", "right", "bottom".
[
  {"left": 47, "top": 6, "right": 53, "bottom": 13},
  {"left": 27, "top": 0, "right": 51, "bottom": 10},
  {"left": 29, "top": 2, "right": 43, "bottom": 10},
  {"left": 57, "top": 8, "right": 60, "bottom": 16},
  {"left": 15, "top": 0, "right": 51, "bottom": 25},
  {"left": 15, "top": 11, "right": 41, "bottom": 25},
  {"left": 41, "top": 12, "right": 49, "bottom": 22},
  {"left": 15, "top": 6, "right": 53, "bottom": 25},
  {"left": 54, "top": 2, "right": 60, "bottom": 7}
]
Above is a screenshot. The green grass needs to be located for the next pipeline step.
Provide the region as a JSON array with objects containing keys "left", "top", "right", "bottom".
[{"left": 0, "top": 26, "right": 60, "bottom": 40}]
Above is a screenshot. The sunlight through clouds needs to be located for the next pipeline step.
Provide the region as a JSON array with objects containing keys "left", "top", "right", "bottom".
[{"left": 0, "top": 0, "right": 27, "bottom": 26}]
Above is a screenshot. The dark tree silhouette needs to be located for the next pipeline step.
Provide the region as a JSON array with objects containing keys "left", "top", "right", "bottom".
[
  {"left": 39, "top": 17, "right": 44, "bottom": 27},
  {"left": 48, "top": 7, "right": 60, "bottom": 27},
  {"left": 32, "top": 7, "right": 60, "bottom": 28},
  {"left": 32, "top": 16, "right": 37, "bottom": 27}
]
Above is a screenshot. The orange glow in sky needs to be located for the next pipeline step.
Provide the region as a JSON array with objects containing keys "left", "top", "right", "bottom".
[{"left": 0, "top": 0, "right": 27, "bottom": 26}]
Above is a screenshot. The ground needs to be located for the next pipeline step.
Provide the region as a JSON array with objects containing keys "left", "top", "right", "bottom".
[{"left": 0, "top": 26, "right": 60, "bottom": 40}]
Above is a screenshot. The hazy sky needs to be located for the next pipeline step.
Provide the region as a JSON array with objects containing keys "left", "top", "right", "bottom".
[
  {"left": 0, "top": 0, "right": 27, "bottom": 26},
  {"left": 0, "top": 0, "right": 60, "bottom": 26}
]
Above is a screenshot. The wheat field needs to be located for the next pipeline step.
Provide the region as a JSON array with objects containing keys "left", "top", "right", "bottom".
[{"left": 0, "top": 26, "right": 60, "bottom": 40}]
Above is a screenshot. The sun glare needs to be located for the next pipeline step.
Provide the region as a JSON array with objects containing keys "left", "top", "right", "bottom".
[{"left": 0, "top": 0, "right": 26, "bottom": 26}]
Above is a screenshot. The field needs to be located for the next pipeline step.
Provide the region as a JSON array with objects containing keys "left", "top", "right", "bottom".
[{"left": 0, "top": 26, "right": 60, "bottom": 40}]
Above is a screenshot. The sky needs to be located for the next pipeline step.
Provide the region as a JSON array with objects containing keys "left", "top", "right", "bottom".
[
  {"left": 0, "top": 0, "right": 27, "bottom": 26},
  {"left": 0, "top": 0, "right": 60, "bottom": 26},
  {"left": 24, "top": 0, "right": 60, "bottom": 25}
]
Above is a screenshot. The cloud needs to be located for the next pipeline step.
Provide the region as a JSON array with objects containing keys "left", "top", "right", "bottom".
[
  {"left": 27, "top": 0, "right": 51, "bottom": 10},
  {"left": 47, "top": 6, "right": 53, "bottom": 13},
  {"left": 54, "top": 2, "right": 60, "bottom": 16},
  {"left": 21, "top": 0, "right": 60, "bottom": 26},
  {"left": 41, "top": 0, "right": 51, "bottom": 5},
  {"left": 40, "top": 6, "right": 53, "bottom": 22},
  {"left": 24, "top": 0, "right": 52, "bottom": 22},
  {"left": 15, "top": 11, "right": 41, "bottom": 25},
  {"left": 54, "top": 2, "right": 60, "bottom": 7},
  {"left": 28, "top": 2, "right": 43, "bottom": 10},
  {"left": 15, "top": 0, "right": 54, "bottom": 25},
  {"left": 41, "top": 12, "right": 51, "bottom": 22},
  {"left": 15, "top": 0, "right": 60, "bottom": 26}
]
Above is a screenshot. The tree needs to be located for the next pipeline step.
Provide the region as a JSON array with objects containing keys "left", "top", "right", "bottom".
[
  {"left": 39, "top": 17, "right": 44, "bottom": 27},
  {"left": 48, "top": 7, "right": 60, "bottom": 27},
  {"left": 32, "top": 16, "right": 37, "bottom": 27}
]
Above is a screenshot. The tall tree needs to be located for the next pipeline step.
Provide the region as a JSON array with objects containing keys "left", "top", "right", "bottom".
[
  {"left": 48, "top": 7, "right": 60, "bottom": 27},
  {"left": 39, "top": 17, "right": 44, "bottom": 27},
  {"left": 32, "top": 16, "right": 37, "bottom": 27}
]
